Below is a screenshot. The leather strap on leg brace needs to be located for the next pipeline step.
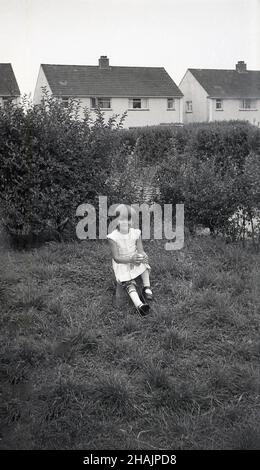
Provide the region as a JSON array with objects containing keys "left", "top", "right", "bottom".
[{"left": 125, "top": 282, "right": 137, "bottom": 295}]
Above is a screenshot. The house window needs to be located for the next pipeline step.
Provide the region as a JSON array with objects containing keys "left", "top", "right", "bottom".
[
  {"left": 132, "top": 98, "right": 141, "bottom": 109},
  {"left": 98, "top": 98, "right": 111, "bottom": 109},
  {"left": 91, "top": 97, "right": 111, "bottom": 109},
  {"left": 167, "top": 98, "right": 175, "bottom": 110},
  {"left": 186, "top": 101, "right": 193, "bottom": 112},
  {"left": 128, "top": 98, "right": 149, "bottom": 109},
  {"left": 240, "top": 99, "right": 256, "bottom": 110},
  {"left": 61, "top": 97, "right": 69, "bottom": 108},
  {"left": 216, "top": 99, "right": 223, "bottom": 110},
  {"left": 2, "top": 97, "right": 13, "bottom": 108}
]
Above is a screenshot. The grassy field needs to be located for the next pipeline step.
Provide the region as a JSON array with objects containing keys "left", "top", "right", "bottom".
[{"left": 0, "top": 235, "right": 259, "bottom": 450}]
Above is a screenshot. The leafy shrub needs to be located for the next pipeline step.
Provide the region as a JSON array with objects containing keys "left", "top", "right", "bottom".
[
  {"left": 1, "top": 94, "right": 259, "bottom": 248},
  {"left": 158, "top": 152, "right": 238, "bottom": 234},
  {"left": 0, "top": 93, "right": 124, "bottom": 246},
  {"left": 110, "top": 121, "right": 260, "bottom": 242}
]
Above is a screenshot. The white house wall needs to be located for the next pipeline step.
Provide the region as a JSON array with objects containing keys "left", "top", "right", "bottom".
[
  {"left": 33, "top": 66, "right": 52, "bottom": 104},
  {"left": 68, "top": 96, "right": 182, "bottom": 128},
  {"left": 179, "top": 70, "right": 208, "bottom": 123},
  {"left": 210, "top": 98, "right": 260, "bottom": 126}
]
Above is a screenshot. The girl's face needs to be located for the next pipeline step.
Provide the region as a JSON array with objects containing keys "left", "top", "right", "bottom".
[{"left": 118, "top": 215, "right": 131, "bottom": 234}]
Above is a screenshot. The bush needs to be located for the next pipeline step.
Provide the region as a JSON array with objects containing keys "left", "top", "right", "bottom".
[
  {"left": 158, "top": 152, "right": 238, "bottom": 234},
  {"left": 0, "top": 93, "right": 124, "bottom": 246},
  {"left": 118, "top": 120, "right": 260, "bottom": 168},
  {"left": 226, "top": 151, "right": 260, "bottom": 245},
  {"left": 108, "top": 121, "right": 260, "bottom": 242},
  {"left": 1, "top": 95, "right": 259, "bottom": 248}
]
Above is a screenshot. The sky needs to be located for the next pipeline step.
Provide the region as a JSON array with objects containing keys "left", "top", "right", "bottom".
[{"left": 0, "top": 0, "right": 260, "bottom": 97}]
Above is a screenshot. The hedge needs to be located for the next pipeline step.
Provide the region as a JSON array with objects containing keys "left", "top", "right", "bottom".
[
  {"left": 0, "top": 93, "right": 123, "bottom": 246},
  {"left": 0, "top": 94, "right": 259, "bottom": 247}
]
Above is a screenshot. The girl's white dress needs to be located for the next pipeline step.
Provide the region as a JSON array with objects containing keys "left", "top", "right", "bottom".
[{"left": 107, "top": 228, "right": 150, "bottom": 282}]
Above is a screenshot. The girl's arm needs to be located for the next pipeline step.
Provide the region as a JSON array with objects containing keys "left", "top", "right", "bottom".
[
  {"left": 107, "top": 239, "right": 142, "bottom": 264},
  {"left": 136, "top": 235, "right": 149, "bottom": 262}
]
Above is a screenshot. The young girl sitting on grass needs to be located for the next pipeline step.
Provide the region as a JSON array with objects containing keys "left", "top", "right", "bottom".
[{"left": 107, "top": 204, "right": 153, "bottom": 315}]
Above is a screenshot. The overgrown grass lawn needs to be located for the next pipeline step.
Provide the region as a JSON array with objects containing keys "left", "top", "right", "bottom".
[{"left": 0, "top": 236, "right": 259, "bottom": 449}]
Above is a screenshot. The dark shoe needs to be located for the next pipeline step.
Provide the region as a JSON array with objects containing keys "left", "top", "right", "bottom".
[
  {"left": 142, "top": 287, "right": 153, "bottom": 301},
  {"left": 138, "top": 303, "right": 150, "bottom": 316}
]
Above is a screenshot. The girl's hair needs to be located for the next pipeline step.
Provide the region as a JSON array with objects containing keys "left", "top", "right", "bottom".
[{"left": 114, "top": 204, "right": 137, "bottom": 228}]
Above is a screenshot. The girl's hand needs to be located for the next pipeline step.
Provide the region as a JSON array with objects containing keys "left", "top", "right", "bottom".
[
  {"left": 131, "top": 253, "right": 143, "bottom": 264},
  {"left": 138, "top": 252, "right": 148, "bottom": 263},
  {"left": 131, "top": 252, "right": 149, "bottom": 264}
]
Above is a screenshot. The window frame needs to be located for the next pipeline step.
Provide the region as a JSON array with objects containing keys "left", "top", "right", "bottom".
[
  {"left": 185, "top": 100, "right": 193, "bottom": 113},
  {"left": 2, "top": 97, "right": 13, "bottom": 108},
  {"left": 215, "top": 98, "right": 223, "bottom": 111},
  {"left": 90, "top": 97, "right": 96, "bottom": 109},
  {"left": 132, "top": 98, "right": 142, "bottom": 109},
  {"left": 98, "top": 97, "right": 111, "bottom": 109},
  {"left": 167, "top": 98, "right": 175, "bottom": 110},
  {"left": 61, "top": 97, "right": 69, "bottom": 108},
  {"left": 239, "top": 99, "right": 257, "bottom": 111},
  {"left": 90, "top": 97, "right": 112, "bottom": 110},
  {"left": 128, "top": 98, "right": 149, "bottom": 110}
]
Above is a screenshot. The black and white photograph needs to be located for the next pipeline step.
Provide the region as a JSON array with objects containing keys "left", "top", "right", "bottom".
[{"left": 0, "top": 0, "right": 260, "bottom": 459}]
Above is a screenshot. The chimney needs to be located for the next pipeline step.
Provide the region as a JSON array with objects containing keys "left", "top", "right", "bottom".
[
  {"left": 99, "top": 55, "right": 109, "bottom": 69},
  {"left": 236, "top": 61, "right": 247, "bottom": 73}
]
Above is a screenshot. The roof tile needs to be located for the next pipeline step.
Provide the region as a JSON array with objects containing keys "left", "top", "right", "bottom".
[
  {"left": 42, "top": 64, "right": 183, "bottom": 97},
  {"left": 189, "top": 68, "right": 260, "bottom": 98},
  {"left": 0, "top": 64, "right": 20, "bottom": 96}
]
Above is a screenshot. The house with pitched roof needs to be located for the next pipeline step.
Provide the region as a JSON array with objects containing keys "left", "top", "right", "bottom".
[
  {"left": 179, "top": 61, "right": 260, "bottom": 126},
  {"left": 33, "top": 56, "right": 183, "bottom": 127},
  {"left": 0, "top": 63, "right": 20, "bottom": 107}
]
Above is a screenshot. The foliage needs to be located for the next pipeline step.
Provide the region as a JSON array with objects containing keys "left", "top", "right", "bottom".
[
  {"left": 0, "top": 92, "right": 125, "bottom": 246},
  {"left": 157, "top": 152, "right": 238, "bottom": 234},
  {"left": 0, "top": 96, "right": 259, "bottom": 247},
  {"left": 109, "top": 121, "right": 260, "bottom": 244}
]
